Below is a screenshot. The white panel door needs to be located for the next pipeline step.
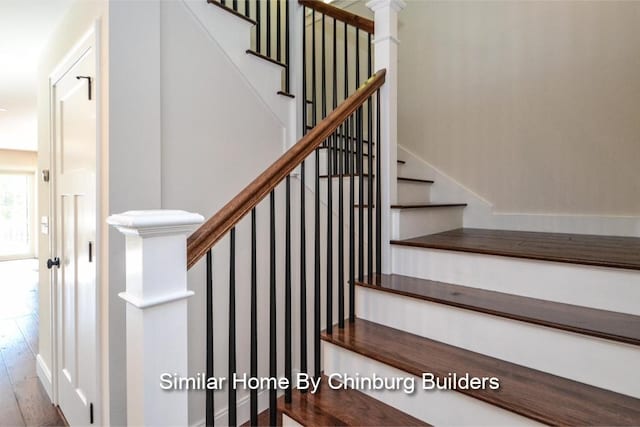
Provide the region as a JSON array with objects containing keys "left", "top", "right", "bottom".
[{"left": 52, "top": 37, "right": 97, "bottom": 427}]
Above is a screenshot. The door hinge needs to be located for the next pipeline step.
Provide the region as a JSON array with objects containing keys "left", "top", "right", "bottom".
[{"left": 90, "top": 403, "right": 94, "bottom": 424}]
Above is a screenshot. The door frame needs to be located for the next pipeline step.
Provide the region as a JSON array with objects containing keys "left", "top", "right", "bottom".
[{"left": 48, "top": 20, "right": 103, "bottom": 423}]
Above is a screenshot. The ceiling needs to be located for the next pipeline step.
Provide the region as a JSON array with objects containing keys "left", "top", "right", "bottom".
[{"left": 0, "top": 0, "right": 74, "bottom": 152}]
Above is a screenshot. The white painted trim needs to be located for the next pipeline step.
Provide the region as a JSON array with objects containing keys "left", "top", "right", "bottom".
[
  {"left": 398, "top": 144, "right": 640, "bottom": 236},
  {"left": 118, "top": 290, "right": 195, "bottom": 309},
  {"left": 36, "top": 353, "right": 54, "bottom": 401}
]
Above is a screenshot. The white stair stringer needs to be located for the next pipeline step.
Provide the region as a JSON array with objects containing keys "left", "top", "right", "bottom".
[
  {"left": 392, "top": 245, "right": 640, "bottom": 315},
  {"left": 183, "top": 0, "right": 294, "bottom": 137},
  {"left": 391, "top": 207, "right": 463, "bottom": 240},
  {"left": 356, "top": 286, "right": 640, "bottom": 399},
  {"left": 322, "top": 341, "right": 541, "bottom": 426}
]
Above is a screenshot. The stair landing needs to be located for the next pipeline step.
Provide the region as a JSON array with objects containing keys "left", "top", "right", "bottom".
[{"left": 392, "top": 228, "right": 640, "bottom": 270}]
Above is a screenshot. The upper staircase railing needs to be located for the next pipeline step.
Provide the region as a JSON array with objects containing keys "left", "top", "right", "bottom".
[{"left": 207, "top": 0, "right": 292, "bottom": 93}]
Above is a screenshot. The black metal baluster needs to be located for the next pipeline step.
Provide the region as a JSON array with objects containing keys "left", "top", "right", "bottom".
[
  {"left": 312, "top": 9, "right": 317, "bottom": 128},
  {"left": 206, "top": 250, "right": 214, "bottom": 427},
  {"left": 285, "top": 0, "right": 290, "bottom": 92},
  {"left": 344, "top": 22, "right": 349, "bottom": 174},
  {"left": 266, "top": 0, "right": 271, "bottom": 57},
  {"left": 322, "top": 14, "right": 327, "bottom": 122},
  {"left": 338, "top": 128, "right": 345, "bottom": 328},
  {"left": 285, "top": 176, "right": 292, "bottom": 403},
  {"left": 327, "top": 133, "right": 333, "bottom": 334},
  {"left": 229, "top": 228, "right": 237, "bottom": 427},
  {"left": 358, "top": 106, "right": 364, "bottom": 282},
  {"left": 348, "top": 113, "right": 355, "bottom": 322},
  {"left": 376, "top": 90, "right": 382, "bottom": 274},
  {"left": 232, "top": 0, "right": 237, "bottom": 11},
  {"left": 367, "top": 34, "right": 373, "bottom": 280},
  {"left": 332, "top": 18, "right": 338, "bottom": 172},
  {"left": 245, "top": 0, "right": 249, "bottom": 18},
  {"left": 299, "top": 160, "right": 307, "bottom": 387},
  {"left": 250, "top": 209, "right": 258, "bottom": 425},
  {"left": 300, "top": 5, "right": 308, "bottom": 390},
  {"left": 269, "top": 190, "right": 277, "bottom": 426},
  {"left": 314, "top": 146, "right": 321, "bottom": 378},
  {"left": 276, "top": 0, "right": 281, "bottom": 62},
  {"left": 256, "top": 0, "right": 261, "bottom": 54}
]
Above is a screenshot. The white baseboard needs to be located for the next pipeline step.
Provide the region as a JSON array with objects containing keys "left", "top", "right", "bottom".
[
  {"left": 36, "top": 353, "right": 53, "bottom": 401},
  {"left": 397, "top": 145, "right": 640, "bottom": 237}
]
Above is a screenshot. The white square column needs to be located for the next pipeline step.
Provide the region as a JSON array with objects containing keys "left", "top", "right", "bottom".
[
  {"left": 107, "top": 210, "right": 204, "bottom": 427},
  {"left": 367, "top": 0, "right": 406, "bottom": 273}
]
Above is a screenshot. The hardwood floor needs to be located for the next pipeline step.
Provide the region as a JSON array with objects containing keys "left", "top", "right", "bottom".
[
  {"left": 0, "top": 260, "right": 65, "bottom": 427},
  {"left": 392, "top": 228, "right": 640, "bottom": 270}
]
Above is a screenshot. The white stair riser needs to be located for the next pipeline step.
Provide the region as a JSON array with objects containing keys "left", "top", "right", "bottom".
[
  {"left": 357, "top": 287, "right": 640, "bottom": 398},
  {"left": 323, "top": 342, "right": 542, "bottom": 426},
  {"left": 391, "top": 246, "right": 640, "bottom": 315},
  {"left": 397, "top": 180, "right": 432, "bottom": 205},
  {"left": 392, "top": 207, "right": 463, "bottom": 240}
]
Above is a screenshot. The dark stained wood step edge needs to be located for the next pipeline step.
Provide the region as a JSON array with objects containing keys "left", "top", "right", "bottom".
[
  {"left": 320, "top": 174, "right": 375, "bottom": 179},
  {"left": 357, "top": 274, "right": 640, "bottom": 346},
  {"left": 207, "top": 0, "right": 257, "bottom": 25},
  {"left": 355, "top": 203, "right": 466, "bottom": 209},
  {"left": 305, "top": 125, "right": 375, "bottom": 145},
  {"left": 277, "top": 91, "right": 295, "bottom": 99},
  {"left": 398, "top": 159, "right": 406, "bottom": 164},
  {"left": 398, "top": 177, "right": 434, "bottom": 184},
  {"left": 246, "top": 49, "right": 288, "bottom": 68},
  {"left": 318, "top": 145, "right": 374, "bottom": 157},
  {"left": 391, "top": 228, "right": 640, "bottom": 271},
  {"left": 321, "top": 319, "right": 640, "bottom": 426},
  {"left": 279, "top": 375, "right": 428, "bottom": 426}
]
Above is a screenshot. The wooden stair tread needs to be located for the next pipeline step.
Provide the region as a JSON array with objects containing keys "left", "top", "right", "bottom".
[
  {"left": 246, "top": 49, "right": 288, "bottom": 68},
  {"left": 391, "top": 228, "right": 640, "bottom": 271},
  {"left": 354, "top": 203, "right": 466, "bottom": 209},
  {"left": 397, "top": 177, "right": 434, "bottom": 184},
  {"left": 321, "top": 319, "right": 640, "bottom": 426},
  {"left": 279, "top": 375, "right": 427, "bottom": 426},
  {"left": 207, "top": 0, "right": 257, "bottom": 25},
  {"left": 277, "top": 90, "right": 295, "bottom": 98},
  {"left": 318, "top": 146, "right": 374, "bottom": 157},
  {"left": 358, "top": 274, "right": 640, "bottom": 346},
  {"left": 320, "top": 173, "right": 375, "bottom": 178}
]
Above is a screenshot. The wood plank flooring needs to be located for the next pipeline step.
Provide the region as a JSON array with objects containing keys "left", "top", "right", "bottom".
[
  {"left": 392, "top": 228, "right": 640, "bottom": 270},
  {"left": 0, "top": 260, "right": 65, "bottom": 427}
]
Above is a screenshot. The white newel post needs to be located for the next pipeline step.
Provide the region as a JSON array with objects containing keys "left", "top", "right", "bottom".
[
  {"left": 367, "top": 0, "right": 405, "bottom": 274},
  {"left": 107, "top": 210, "right": 204, "bottom": 427}
]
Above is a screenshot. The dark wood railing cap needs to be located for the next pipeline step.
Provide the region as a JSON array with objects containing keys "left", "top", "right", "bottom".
[
  {"left": 299, "top": 0, "right": 375, "bottom": 34},
  {"left": 187, "top": 69, "right": 386, "bottom": 269}
]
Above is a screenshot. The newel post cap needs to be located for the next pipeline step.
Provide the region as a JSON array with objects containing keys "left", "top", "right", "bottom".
[
  {"left": 366, "top": 0, "right": 406, "bottom": 12},
  {"left": 107, "top": 209, "right": 204, "bottom": 236}
]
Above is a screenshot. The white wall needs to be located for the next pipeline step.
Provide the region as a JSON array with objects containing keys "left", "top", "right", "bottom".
[
  {"left": 159, "top": 2, "right": 286, "bottom": 423},
  {"left": 397, "top": 1, "right": 640, "bottom": 217}
]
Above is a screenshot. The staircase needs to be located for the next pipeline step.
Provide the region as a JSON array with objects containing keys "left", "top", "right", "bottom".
[{"left": 109, "top": 1, "right": 640, "bottom": 426}]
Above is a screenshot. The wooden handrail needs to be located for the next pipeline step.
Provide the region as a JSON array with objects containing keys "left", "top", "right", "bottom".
[
  {"left": 187, "top": 69, "right": 386, "bottom": 269},
  {"left": 299, "top": 0, "right": 374, "bottom": 34}
]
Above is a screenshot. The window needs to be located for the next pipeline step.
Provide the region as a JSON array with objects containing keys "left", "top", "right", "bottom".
[{"left": 0, "top": 173, "right": 34, "bottom": 259}]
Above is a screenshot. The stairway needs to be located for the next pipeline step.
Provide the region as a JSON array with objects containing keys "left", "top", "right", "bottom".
[
  {"left": 190, "top": 1, "right": 640, "bottom": 425},
  {"left": 282, "top": 153, "right": 640, "bottom": 426}
]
